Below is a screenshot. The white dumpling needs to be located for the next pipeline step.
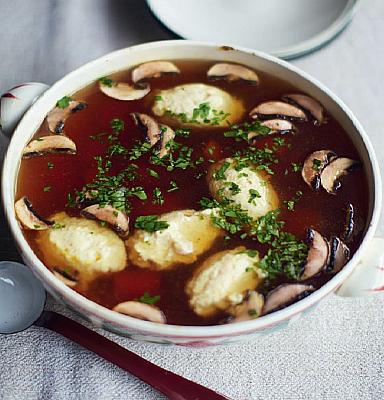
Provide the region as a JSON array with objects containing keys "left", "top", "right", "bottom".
[
  {"left": 186, "top": 247, "right": 265, "bottom": 317},
  {"left": 208, "top": 158, "right": 279, "bottom": 220},
  {"left": 126, "top": 209, "right": 223, "bottom": 270},
  {"left": 152, "top": 83, "right": 244, "bottom": 127},
  {"left": 37, "top": 212, "right": 127, "bottom": 281}
]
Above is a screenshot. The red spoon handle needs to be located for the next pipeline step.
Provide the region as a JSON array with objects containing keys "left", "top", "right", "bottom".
[{"left": 36, "top": 311, "right": 230, "bottom": 400}]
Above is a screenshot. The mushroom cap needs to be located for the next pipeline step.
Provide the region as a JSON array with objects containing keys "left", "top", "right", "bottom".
[
  {"left": 320, "top": 157, "right": 359, "bottom": 194},
  {"left": 80, "top": 204, "right": 129, "bottom": 237},
  {"left": 22, "top": 135, "right": 77, "bottom": 158},
  {"left": 113, "top": 301, "right": 166, "bottom": 324},
  {"left": 299, "top": 229, "right": 329, "bottom": 280},
  {"left": 15, "top": 196, "right": 53, "bottom": 230},
  {"left": 47, "top": 100, "right": 87, "bottom": 133},
  {"left": 250, "top": 101, "right": 307, "bottom": 121},
  {"left": 131, "top": 112, "right": 161, "bottom": 147},
  {"left": 302, "top": 149, "right": 336, "bottom": 189},
  {"left": 282, "top": 94, "right": 325, "bottom": 124},
  {"left": 158, "top": 125, "right": 175, "bottom": 158},
  {"left": 263, "top": 283, "right": 314, "bottom": 315},
  {"left": 99, "top": 81, "right": 150, "bottom": 101},
  {"left": 132, "top": 61, "right": 180, "bottom": 83},
  {"left": 326, "top": 236, "right": 350, "bottom": 273},
  {"left": 207, "top": 63, "right": 259, "bottom": 83},
  {"left": 52, "top": 269, "right": 77, "bottom": 288}
]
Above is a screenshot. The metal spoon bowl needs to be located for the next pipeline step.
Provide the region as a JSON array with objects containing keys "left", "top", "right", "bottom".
[{"left": 0, "top": 261, "right": 229, "bottom": 400}]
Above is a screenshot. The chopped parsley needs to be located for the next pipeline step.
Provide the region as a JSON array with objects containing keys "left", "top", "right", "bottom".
[
  {"left": 147, "top": 168, "right": 159, "bottom": 179},
  {"left": 167, "top": 180, "right": 178, "bottom": 192},
  {"left": 43, "top": 186, "right": 51, "bottom": 192},
  {"left": 312, "top": 159, "right": 322, "bottom": 171},
  {"left": 99, "top": 76, "right": 114, "bottom": 87},
  {"left": 138, "top": 292, "right": 161, "bottom": 305},
  {"left": 165, "top": 102, "right": 230, "bottom": 125},
  {"left": 47, "top": 162, "right": 54, "bottom": 169},
  {"left": 248, "top": 309, "right": 258, "bottom": 317},
  {"left": 291, "top": 163, "right": 302, "bottom": 173},
  {"left": 56, "top": 96, "right": 71, "bottom": 109},
  {"left": 248, "top": 189, "right": 261, "bottom": 204},
  {"left": 213, "top": 161, "right": 230, "bottom": 180},
  {"left": 224, "top": 121, "right": 271, "bottom": 142},
  {"left": 154, "top": 95, "right": 163, "bottom": 101},
  {"left": 152, "top": 187, "right": 164, "bottom": 205},
  {"left": 134, "top": 215, "right": 169, "bottom": 232}
]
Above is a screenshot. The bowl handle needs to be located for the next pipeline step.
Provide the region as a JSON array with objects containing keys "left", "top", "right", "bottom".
[
  {"left": 336, "top": 237, "right": 384, "bottom": 297},
  {"left": 0, "top": 82, "right": 49, "bottom": 138}
]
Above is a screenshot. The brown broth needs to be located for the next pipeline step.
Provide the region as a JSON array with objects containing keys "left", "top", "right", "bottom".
[{"left": 16, "top": 60, "right": 369, "bottom": 326}]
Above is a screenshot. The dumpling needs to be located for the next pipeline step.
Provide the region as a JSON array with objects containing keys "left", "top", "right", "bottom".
[
  {"left": 207, "top": 158, "right": 279, "bottom": 220},
  {"left": 37, "top": 212, "right": 127, "bottom": 281},
  {"left": 152, "top": 83, "right": 244, "bottom": 127},
  {"left": 126, "top": 209, "right": 223, "bottom": 270},
  {"left": 186, "top": 247, "right": 265, "bottom": 317}
]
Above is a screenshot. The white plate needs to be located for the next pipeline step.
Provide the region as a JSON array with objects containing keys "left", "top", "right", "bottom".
[{"left": 147, "top": 0, "right": 361, "bottom": 59}]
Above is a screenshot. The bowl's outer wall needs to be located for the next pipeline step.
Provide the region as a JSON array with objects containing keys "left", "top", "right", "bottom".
[{"left": 2, "top": 41, "right": 381, "bottom": 344}]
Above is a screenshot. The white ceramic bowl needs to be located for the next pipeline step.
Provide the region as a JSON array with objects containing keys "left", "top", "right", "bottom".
[{"left": 1, "top": 40, "right": 383, "bottom": 346}]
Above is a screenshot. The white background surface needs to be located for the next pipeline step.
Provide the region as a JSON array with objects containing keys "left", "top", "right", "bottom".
[{"left": 0, "top": 1, "right": 383, "bottom": 399}]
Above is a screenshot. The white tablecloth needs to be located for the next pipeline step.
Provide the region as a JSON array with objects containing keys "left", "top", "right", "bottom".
[{"left": 1, "top": 1, "right": 383, "bottom": 399}]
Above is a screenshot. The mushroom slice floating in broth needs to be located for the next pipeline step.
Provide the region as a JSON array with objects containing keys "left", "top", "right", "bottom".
[
  {"left": 300, "top": 229, "right": 329, "bottom": 280},
  {"left": 342, "top": 203, "right": 355, "bottom": 242},
  {"left": 158, "top": 125, "right": 175, "bottom": 158},
  {"left": 320, "top": 157, "right": 359, "bottom": 194},
  {"left": 22, "top": 135, "right": 77, "bottom": 158},
  {"left": 282, "top": 94, "right": 325, "bottom": 125},
  {"left": 249, "top": 101, "right": 307, "bottom": 121},
  {"left": 302, "top": 149, "right": 336, "bottom": 189},
  {"left": 131, "top": 112, "right": 161, "bottom": 147},
  {"left": 113, "top": 301, "right": 166, "bottom": 324},
  {"left": 47, "top": 100, "right": 87, "bottom": 133},
  {"left": 326, "top": 236, "right": 350, "bottom": 274},
  {"left": 99, "top": 81, "right": 150, "bottom": 101},
  {"left": 80, "top": 204, "right": 129, "bottom": 237},
  {"left": 263, "top": 284, "right": 314, "bottom": 315},
  {"left": 15, "top": 196, "right": 54, "bottom": 230},
  {"left": 132, "top": 61, "right": 180, "bottom": 83},
  {"left": 227, "top": 290, "right": 264, "bottom": 323},
  {"left": 207, "top": 63, "right": 259, "bottom": 84}
]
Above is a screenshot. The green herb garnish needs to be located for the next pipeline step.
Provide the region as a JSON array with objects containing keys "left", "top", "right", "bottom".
[
  {"left": 138, "top": 292, "right": 161, "bottom": 305},
  {"left": 56, "top": 96, "right": 71, "bottom": 109},
  {"left": 134, "top": 215, "right": 169, "bottom": 232}
]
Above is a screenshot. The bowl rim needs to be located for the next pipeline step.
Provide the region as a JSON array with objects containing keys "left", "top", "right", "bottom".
[{"left": 2, "top": 39, "right": 382, "bottom": 338}]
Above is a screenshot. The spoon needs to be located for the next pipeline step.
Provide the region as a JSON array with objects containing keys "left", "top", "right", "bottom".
[{"left": 0, "top": 261, "right": 230, "bottom": 400}]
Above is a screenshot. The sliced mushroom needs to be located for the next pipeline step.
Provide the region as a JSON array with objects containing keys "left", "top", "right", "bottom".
[
  {"left": 249, "top": 101, "right": 307, "bottom": 121},
  {"left": 300, "top": 229, "right": 329, "bottom": 280},
  {"left": 320, "top": 157, "right": 359, "bottom": 194},
  {"left": 47, "top": 100, "right": 87, "bottom": 133},
  {"left": 247, "top": 120, "right": 295, "bottom": 142},
  {"left": 302, "top": 150, "right": 336, "bottom": 189},
  {"left": 52, "top": 269, "right": 78, "bottom": 288},
  {"left": 227, "top": 290, "right": 264, "bottom": 323},
  {"left": 263, "top": 283, "right": 314, "bottom": 315},
  {"left": 22, "top": 135, "right": 77, "bottom": 158},
  {"left": 158, "top": 125, "right": 175, "bottom": 158},
  {"left": 282, "top": 94, "right": 325, "bottom": 125},
  {"left": 325, "top": 236, "right": 350, "bottom": 274},
  {"left": 80, "top": 204, "right": 129, "bottom": 237},
  {"left": 207, "top": 63, "right": 259, "bottom": 84},
  {"left": 131, "top": 113, "right": 161, "bottom": 147},
  {"left": 113, "top": 301, "right": 166, "bottom": 324},
  {"left": 99, "top": 81, "right": 150, "bottom": 101},
  {"left": 342, "top": 203, "right": 355, "bottom": 242},
  {"left": 15, "top": 196, "right": 54, "bottom": 230},
  {"left": 132, "top": 61, "right": 180, "bottom": 83}
]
